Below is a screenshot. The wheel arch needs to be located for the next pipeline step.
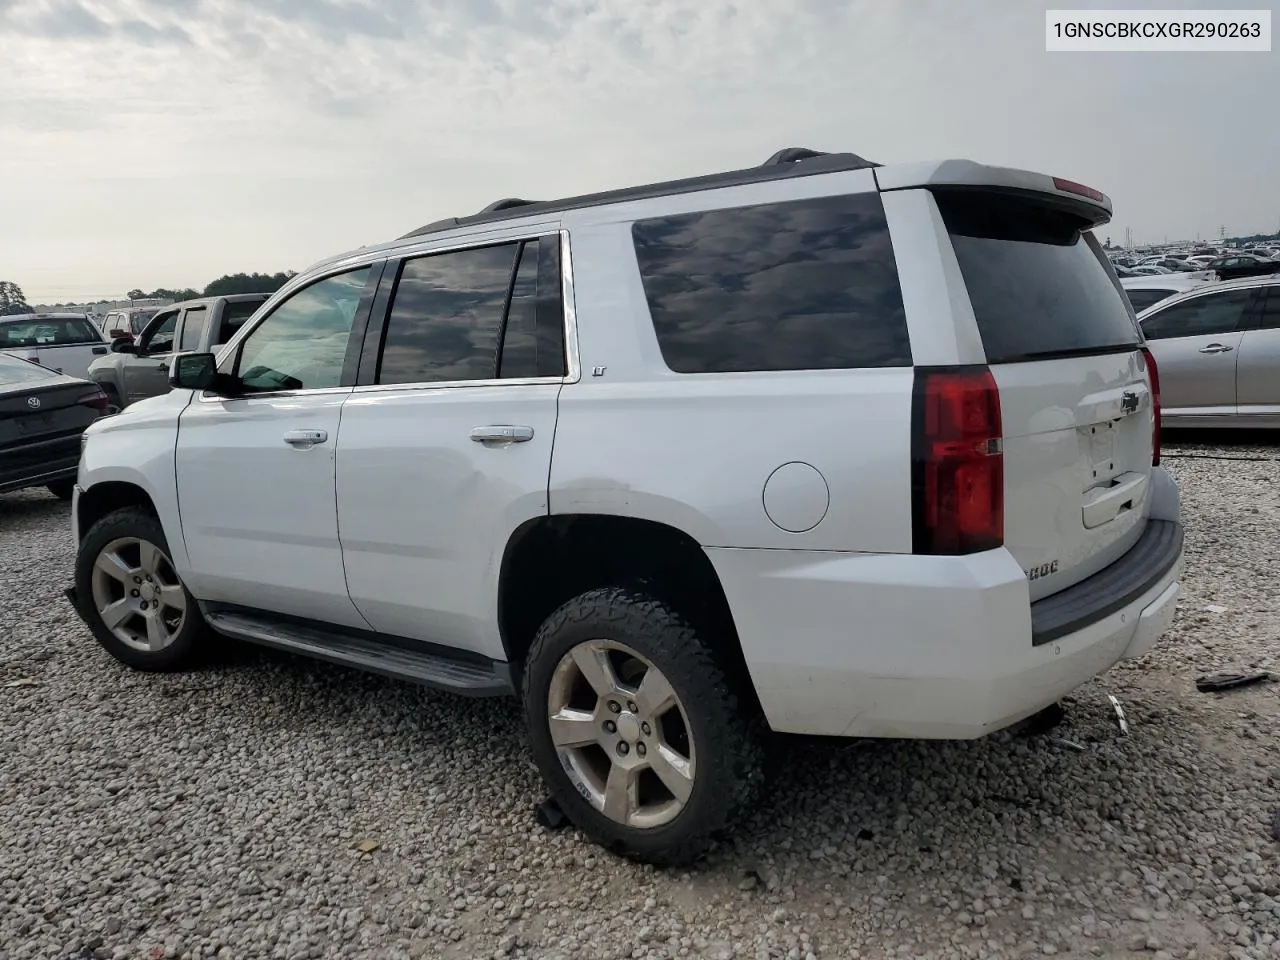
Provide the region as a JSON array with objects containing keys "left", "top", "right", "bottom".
[{"left": 496, "top": 513, "right": 761, "bottom": 715}]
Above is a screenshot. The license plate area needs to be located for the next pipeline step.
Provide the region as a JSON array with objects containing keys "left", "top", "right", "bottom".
[{"left": 1085, "top": 420, "right": 1117, "bottom": 484}]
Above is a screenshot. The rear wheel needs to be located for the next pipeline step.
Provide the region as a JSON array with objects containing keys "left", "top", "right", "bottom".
[
  {"left": 74, "top": 507, "right": 207, "bottom": 670},
  {"left": 522, "top": 586, "right": 764, "bottom": 864},
  {"left": 46, "top": 479, "right": 74, "bottom": 500}
]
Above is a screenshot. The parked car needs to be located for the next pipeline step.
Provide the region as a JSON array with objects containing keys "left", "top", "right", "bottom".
[
  {"left": 68, "top": 149, "right": 1183, "bottom": 863},
  {"left": 1136, "top": 275, "right": 1280, "bottom": 427},
  {"left": 1113, "top": 264, "right": 1139, "bottom": 278},
  {"left": 1131, "top": 265, "right": 1173, "bottom": 276},
  {"left": 1121, "top": 274, "right": 1214, "bottom": 313},
  {"left": 87, "top": 294, "right": 270, "bottom": 411},
  {"left": 1209, "top": 255, "right": 1280, "bottom": 281},
  {"left": 0, "top": 313, "right": 111, "bottom": 380},
  {"left": 98, "top": 307, "right": 160, "bottom": 341},
  {"left": 0, "top": 354, "right": 109, "bottom": 499}
]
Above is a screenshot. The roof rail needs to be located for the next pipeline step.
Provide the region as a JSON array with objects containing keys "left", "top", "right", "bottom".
[{"left": 396, "top": 148, "right": 882, "bottom": 240}]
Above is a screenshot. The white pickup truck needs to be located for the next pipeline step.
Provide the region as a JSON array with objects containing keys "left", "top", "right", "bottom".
[{"left": 0, "top": 313, "right": 111, "bottom": 380}]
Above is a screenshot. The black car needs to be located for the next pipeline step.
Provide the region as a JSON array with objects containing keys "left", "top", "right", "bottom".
[
  {"left": 0, "top": 354, "right": 109, "bottom": 500},
  {"left": 1209, "top": 254, "right": 1280, "bottom": 281}
]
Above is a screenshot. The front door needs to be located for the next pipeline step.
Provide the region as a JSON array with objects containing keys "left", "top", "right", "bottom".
[
  {"left": 1139, "top": 286, "right": 1261, "bottom": 418},
  {"left": 124, "top": 309, "right": 179, "bottom": 404},
  {"left": 337, "top": 235, "right": 567, "bottom": 658},
  {"left": 175, "top": 264, "right": 380, "bottom": 627}
]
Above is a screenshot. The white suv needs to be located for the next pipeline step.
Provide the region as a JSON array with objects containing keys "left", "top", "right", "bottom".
[{"left": 69, "top": 148, "right": 1184, "bottom": 864}]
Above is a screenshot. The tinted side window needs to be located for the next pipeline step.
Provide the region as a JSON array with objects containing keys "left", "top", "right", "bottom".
[
  {"left": 1140, "top": 289, "right": 1255, "bottom": 341},
  {"left": 632, "top": 193, "right": 911, "bottom": 374},
  {"left": 496, "top": 236, "right": 567, "bottom": 379},
  {"left": 235, "top": 267, "right": 371, "bottom": 392},
  {"left": 179, "top": 307, "right": 208, "bottom": 351},
  {"left": 1256, "top": 287, "right": 1280, "bottom": 331},
  {"left": 1126, "top": 289, "right": 1177, "bottom": 313},
  {"left": 218, "top": 300, "right": 264, "bottom": 344},
  {"left": 377, "top": 243, "right": 517, "bottom": 385}
]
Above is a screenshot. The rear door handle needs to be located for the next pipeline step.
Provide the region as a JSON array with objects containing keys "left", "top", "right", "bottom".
[
  {"left": 470, "top": 425, "right": 534, "bottom": 444},
  {"left": 283, "top": 429, "right": 328, "bottom": 447},
  {"left": 1199, "top": 343, "right": 1234, "bottom": 353}
]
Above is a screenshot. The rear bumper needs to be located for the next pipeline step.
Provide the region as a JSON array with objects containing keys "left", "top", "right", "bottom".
[{"left": 709, "top": 510, "right": 1183, "bottom": 740}]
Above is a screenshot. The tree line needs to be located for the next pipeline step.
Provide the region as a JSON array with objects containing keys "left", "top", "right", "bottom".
[{"left": 128, "top": 270, "right": 297, "bottom": 302}]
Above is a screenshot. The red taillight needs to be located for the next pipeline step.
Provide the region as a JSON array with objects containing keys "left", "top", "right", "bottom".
[
  {"left": 78, "top": 389, "right": 109, "bottom": 411},
  {"left": 1052, "top": 176, "right": 1107, "bottom": 204},
  {"left": 912, "top": 368, "right": 1004, "bottom": 555},
  {"left": 1142, "top": 347, "right": 1161, "bottom": 466}
]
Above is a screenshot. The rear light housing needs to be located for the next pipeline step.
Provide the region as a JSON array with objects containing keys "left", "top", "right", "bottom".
[
  {"left": 78, "top": 389, "right": 110, "bottom": 412},
  {"left": 1141, "top": 347, "right": 1161, "bottom": 466},
  {"left": 912, "top": 367, "right": 1004, "bottom": 555}
]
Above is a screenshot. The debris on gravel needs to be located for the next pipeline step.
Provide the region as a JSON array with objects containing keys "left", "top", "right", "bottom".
[{"left": 2, "top": 437, "right": 1278, "bottom": 960}]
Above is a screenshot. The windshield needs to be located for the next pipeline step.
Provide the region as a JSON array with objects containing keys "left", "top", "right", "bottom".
[{"left": 0, "top": 317, "right": 101, "bottom": 348}]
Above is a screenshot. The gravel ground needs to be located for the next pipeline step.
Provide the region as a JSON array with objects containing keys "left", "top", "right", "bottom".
[{"left": 2, "top": 437, "right": 1278, "bottom": 960}]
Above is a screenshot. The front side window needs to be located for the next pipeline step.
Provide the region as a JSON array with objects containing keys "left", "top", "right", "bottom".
[
  {"left": 1140, "top": 288, "right": 1256, "bottom": 341},
  {"left": 235, "top": 266, "right": 371, "bottom": 393},
  {"left": 179, "top": 307, "right": 208, "bottom": 352},
  {"left": 142, "top": 312, "right": 178, "bottom": 355},
  {"left": 632, "top": 193, "right": 911, "bottom": 373}
]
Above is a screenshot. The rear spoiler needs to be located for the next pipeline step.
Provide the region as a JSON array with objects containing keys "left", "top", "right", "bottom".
[{"left": 874, "top": 160, "right": 1113, "bottom": 227}]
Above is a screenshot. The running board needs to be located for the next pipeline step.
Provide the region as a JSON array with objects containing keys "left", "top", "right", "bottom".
[{"left": 204, "top": 610, "right": 514, "bottom": 697}]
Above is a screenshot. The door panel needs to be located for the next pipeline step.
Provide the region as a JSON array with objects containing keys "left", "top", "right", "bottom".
[
  {"left": 175, "top": 392, "right": 368, "bottom": 626},
  {"left": 1139, "top": 287, "right": 1259, "bottom": 416},
  {"left": 336, "top": 234, "right": 566, "bottom": 658},
  {"left": 125, "top": 310, "right": 179, "bottom": 403},
  {"left": 174, "top": 264, "right": 380, "bottom": 625},
  {"left": 337, "top": 384, "right": 559, "bottom": 656},
  {"left": 1236, "top": 287, "right": 1280, "bottom": 414}
]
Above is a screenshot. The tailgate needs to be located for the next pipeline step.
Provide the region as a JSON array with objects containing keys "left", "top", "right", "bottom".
[{"left": 934, "top": 186, "right": 1154, "bottom": 601}]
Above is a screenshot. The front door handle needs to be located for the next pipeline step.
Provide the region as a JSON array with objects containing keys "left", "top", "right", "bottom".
[
  {"left": 283, "top": 429, "right": 328, "bottom": 447},
  {"left": 470, "top": 425, "right": 534, "bottom": 444},
  {"left": 1199, "top": 343, "right": 1234, "bottom": 354}
]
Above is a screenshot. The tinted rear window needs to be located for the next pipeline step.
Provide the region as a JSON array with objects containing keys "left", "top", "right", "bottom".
[
  {"left": 0, "top": 317, "right": 100, "bottom": 347},
  {"left": 631, "top": 193, "right": 911, "bottom": 374},
  {"left": 937, "top": 190, "right": 1139, "bottom": 363}
]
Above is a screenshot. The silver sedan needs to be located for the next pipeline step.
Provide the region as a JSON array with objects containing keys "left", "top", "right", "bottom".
[{"left": 1137, "top": 275, "right": 1280, "bottom": 427}]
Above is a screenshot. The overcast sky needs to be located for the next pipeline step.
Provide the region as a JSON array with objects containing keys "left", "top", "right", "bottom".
[{"left": 1, "top": 0, "right": 1276, "bottom": 303}]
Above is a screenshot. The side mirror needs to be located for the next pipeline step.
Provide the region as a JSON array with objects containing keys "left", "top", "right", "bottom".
[
  {"left": 110, "top": 338, "right": 137, "bottom": 354},
  {"left": 170, "top": 352, "right": 218, "bottom": 391}
]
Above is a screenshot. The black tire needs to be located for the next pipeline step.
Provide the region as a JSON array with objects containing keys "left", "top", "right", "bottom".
[
  {"left": 46, "top": 479, "right": 75, "bottom": 500},
  {"left": 101, "top": 385, "right": 122, "bottom": 414},
  {"left": 74, "top": 506, "right": 208, "bottom": 671},
  {"left": 522, "top": 586, "right": 765, "bottom": 865}
]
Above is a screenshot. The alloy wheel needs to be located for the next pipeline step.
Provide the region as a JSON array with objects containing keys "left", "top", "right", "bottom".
[
  {"left": 89, "top": 536, "right": 187, "bottom": 653},
  {"left": 546, "top": 639, "right": 696, "bottom": 829}
]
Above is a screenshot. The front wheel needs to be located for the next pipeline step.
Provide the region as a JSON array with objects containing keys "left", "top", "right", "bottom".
[
  {"left": 74, "top": 506, "right": 207, "bottom": 671},
  {"left": 522, "top": 586, "right": 764, "bottom": 865}
]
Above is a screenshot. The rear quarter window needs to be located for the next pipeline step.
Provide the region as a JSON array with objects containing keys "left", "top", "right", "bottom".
[
  {"left": 936, "top": 190, "right": 1140, "bottom": 364},
  {"left": 631, "top": 193, "right": 912, "bottom": 374}
]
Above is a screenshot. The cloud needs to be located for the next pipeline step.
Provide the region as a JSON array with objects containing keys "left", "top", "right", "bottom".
[{"left": 1, "top": 0, "right": 1277, "bottom": 301}]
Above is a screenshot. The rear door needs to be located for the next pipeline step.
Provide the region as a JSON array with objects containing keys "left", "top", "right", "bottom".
[
  {"left": 122, "top": 308, "right": 180, "bottom": 403},
  {"left": 1137, "top": 287, "right": 1260, "bottom": 417},
  {"left": 336, "top": 234, "right": 566, "bottom": 658},
  {"left": 932, "top": 187, "right": 1154, "bottom": 600},
  {"left": 1236, "top": 285, "right": 1280, "bottom": 419}
]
